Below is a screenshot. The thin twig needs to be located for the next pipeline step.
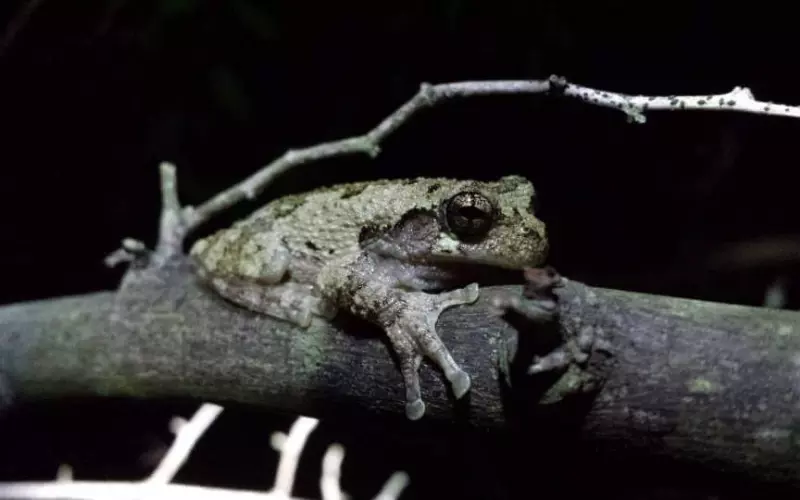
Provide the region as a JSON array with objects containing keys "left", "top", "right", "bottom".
[
  {"left": 560, "top": 80, "right": 800, "bottom": 122},
  {"left": 110, "top": 76, "right": 800, "bottom": 270},
  {"left": 151, "top": 161, "right": 185, "bottom": 267},
  {"left": 320, "top": 444, "right": 345, "bottom": 500},
  {"left": 373, "top": 472, "right": 410, "bottom": 500},
  {"left": 270, "top": 416, "right": 319, "bottom": 496},
  {"left": 55, "top": 464, "right": 73, "bottom": 483},
  {"left": 104, "top": 238, "right": 147, "bottom": 268},
  {"left": 0, "top": 408, "right": 410, "bottom": 499},
  {"left": 181, "top": 80, "right": 550, "bottom": 232},
  {"left": 0, "top": 479, "right": 409, "bottom": 500},
  {"left": 0, "top": 481, "right": 297, "bottom": 499},
  {"left": 181, "top": 76, "right": 800, "bottom": 236},
  {"left": 146, "top": 403, "right": 224, "bottom": 484}
]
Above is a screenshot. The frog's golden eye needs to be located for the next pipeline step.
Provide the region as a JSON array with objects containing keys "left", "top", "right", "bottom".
[{"left": 444, "top": 191, "right": 495, "bottom": 239}]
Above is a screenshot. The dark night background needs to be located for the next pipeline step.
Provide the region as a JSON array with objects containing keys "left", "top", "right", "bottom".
[{"left": 0, "top": 1, "right": 798, "bottom": 498}]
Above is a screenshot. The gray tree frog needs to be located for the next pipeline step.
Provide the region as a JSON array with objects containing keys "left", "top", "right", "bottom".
[{"left": 190, "top": 175, "right": 548, "bottom": 419}]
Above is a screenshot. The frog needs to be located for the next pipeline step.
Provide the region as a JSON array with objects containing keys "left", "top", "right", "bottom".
[{"left": 189, "top": 175, "right": 549, "bottom": 419}]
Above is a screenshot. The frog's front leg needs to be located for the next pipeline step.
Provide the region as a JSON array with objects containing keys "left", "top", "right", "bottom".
[
  {"left": 319, "top": 261, "right": 479, "bottom": 420},
  {"left": 386, "top": 285, "right": 479, "bottom": 419}
]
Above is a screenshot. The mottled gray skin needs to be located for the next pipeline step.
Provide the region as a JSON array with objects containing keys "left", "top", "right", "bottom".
[{"left": 190, "top": 175, "right": 548, "bottom": 419}]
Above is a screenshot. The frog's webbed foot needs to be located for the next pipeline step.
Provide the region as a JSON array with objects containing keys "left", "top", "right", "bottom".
[{"left": 385, "top": 283, "right": 480, "bottom": 420}]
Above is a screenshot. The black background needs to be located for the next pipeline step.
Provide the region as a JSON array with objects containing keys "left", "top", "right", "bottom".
[{"left": 0, "top": 1, "right": 798, "bottom": 498}]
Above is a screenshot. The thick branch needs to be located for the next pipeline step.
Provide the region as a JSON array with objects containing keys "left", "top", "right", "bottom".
[{"left": 1, "top": 261, "right": 800, "bottom": 484}]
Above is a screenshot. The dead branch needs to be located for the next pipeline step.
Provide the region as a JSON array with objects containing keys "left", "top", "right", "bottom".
[
  {"left": 175, "top": 76, "right": 800, "bottom": 235},
  {"left": 1, "top": 260, "right": 800, "bottom": 485},
  {"left": 0, "top": 404, "right": 409, "bottom": 499}
]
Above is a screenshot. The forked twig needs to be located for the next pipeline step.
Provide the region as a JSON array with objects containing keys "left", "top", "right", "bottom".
[{"left": 0, "top": 404, "right": 409, "bottom": 500}]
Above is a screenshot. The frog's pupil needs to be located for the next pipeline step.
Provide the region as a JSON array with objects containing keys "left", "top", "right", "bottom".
[
  {"left": 459, "top": 206, "right": 487, "bottom": 220},
  {"left": 446, "top": 191, "right": 494, "bottom": 238}
]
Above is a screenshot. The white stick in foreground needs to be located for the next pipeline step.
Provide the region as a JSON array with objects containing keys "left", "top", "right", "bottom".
[{"left": 0, "top": 403, "right": 409, "bottom": 500}]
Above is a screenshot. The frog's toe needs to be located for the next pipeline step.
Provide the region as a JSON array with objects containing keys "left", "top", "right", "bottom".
[
  {"left": 405, "top": 399, "right": 426, "bottom": 420},
  {"left": 430, "top": 282, "right": 480, "bottom": 312},
  {"left": 462, "top": 282, "right": 480, "bottom": 302},
  {"left": 288, "top": 308, "right": 312, "bottom": 328},
  {"left": 386, "top": 325, "right": 426, "bottom": 419},
  {"left": 527, "top": 348, "right": 570, "bottom": 374},
  {"left": 449, "top": 369, "right": 471, "bottom": 399}
]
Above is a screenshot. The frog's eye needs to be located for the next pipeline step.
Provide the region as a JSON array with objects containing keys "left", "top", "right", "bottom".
[{"left": 444, "top": 191, "right": 495, "bottom": 239}]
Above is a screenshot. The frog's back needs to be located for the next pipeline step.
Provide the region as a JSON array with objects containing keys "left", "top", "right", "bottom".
[
  {"left": 191, "top": 178, "right": 436, "bottom": 280},
  {"left": 244, "top": 178, "right": 449, "bottom": 257}
]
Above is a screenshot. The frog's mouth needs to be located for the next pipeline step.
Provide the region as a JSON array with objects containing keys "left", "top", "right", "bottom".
[
  {"left": 429, "top": 230, "right": 548, "bottom": 270},
  {"left": 428, "top": 249, "right": 545, "bottom": 271}
]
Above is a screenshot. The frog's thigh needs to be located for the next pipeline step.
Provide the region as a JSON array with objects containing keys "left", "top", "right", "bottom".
[
  {"left": 241, "top": 235, "right": 291, "bottom": 283},
  {"left": 209, "top": 277, "right": 335, "bottom": 328}
]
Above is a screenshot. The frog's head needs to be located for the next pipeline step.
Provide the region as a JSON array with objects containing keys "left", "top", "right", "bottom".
[
  {"left": 372, "top": 176, "right": 548, "bottom": 269},
  {"left": 427, "top": 175, "right": 548, "bottom": 269}
]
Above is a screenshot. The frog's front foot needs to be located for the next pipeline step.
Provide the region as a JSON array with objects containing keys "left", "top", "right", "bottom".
[{"left": 385, "top": 283, "right": 480, "bottom": 420}]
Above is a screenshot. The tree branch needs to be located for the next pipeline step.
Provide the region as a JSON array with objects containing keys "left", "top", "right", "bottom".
[{"left": 2, "top": 262, "right": 800, "bottom": 484}]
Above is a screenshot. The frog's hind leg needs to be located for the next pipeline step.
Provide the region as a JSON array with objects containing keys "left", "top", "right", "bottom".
[{"left": 206, "top": 277, "right": 336, "bottom": 328}]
